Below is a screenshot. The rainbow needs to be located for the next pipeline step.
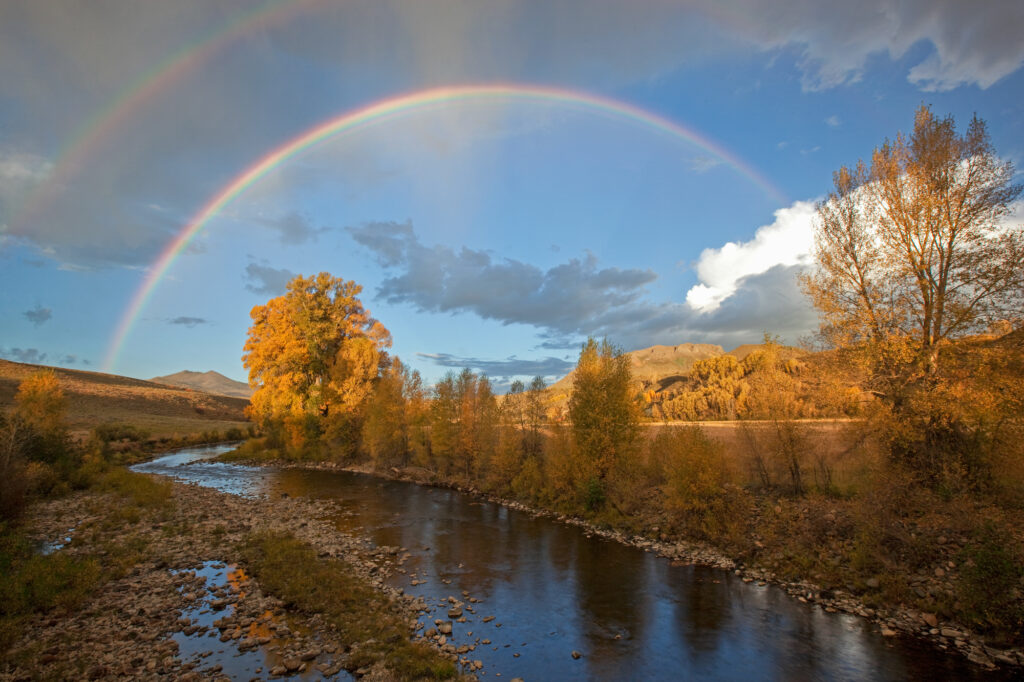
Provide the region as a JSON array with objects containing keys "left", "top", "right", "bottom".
[
  {"left": 16, "top": 0, "right": 322, "bottom": 229},
  {"left": 102, "top": 83, "right": 787, "bottom": 371}
]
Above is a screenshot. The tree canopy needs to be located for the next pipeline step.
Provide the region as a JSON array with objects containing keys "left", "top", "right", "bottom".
[
  {"left": 242, "top": 273, "right": 391, "bottom": 428},
  {"left": 801, "top": 105, "right": 1023, "bottom": 371}
]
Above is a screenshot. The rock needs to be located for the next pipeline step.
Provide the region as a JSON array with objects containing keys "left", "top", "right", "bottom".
[
  {"left": 922, "top": 613, "right": 938, "bottom": 628},
  {"left": 270, "top": 665, "right": 287, "bottom": 676},
  {"left": 881, "top": 628, "right": 897, "bottom": 637},
  {"left": 439, "top": 621, "right": 453, "bottom": 635},
  {"left": 284, "top": 658, "right": 303, "bottom": 672},
  {"left": 940, "top": 628, "right": 960, "bottom": 639},
  {"left": 865, "top": 578, "right": 880, "bottom": 589},
  {"left": 448, "top": 607, "right": 463, "bottom": 618},
  {"left": 934, "top": 567, "right": 946, "bottom": 578},
  {"left": 571, "top": 650, "right": 582, "bottom": 659}
]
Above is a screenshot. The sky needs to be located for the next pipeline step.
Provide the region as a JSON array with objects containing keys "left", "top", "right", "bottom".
[{"left": 1, "top": 0, "right": 1023, "bottom": 391}]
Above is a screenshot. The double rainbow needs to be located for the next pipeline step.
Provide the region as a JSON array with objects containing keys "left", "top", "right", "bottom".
[{"left": 102, "top": 84, "right": 786, "bottom": 371}]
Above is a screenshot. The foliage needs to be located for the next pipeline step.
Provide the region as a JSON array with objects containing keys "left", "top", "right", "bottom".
[
  {"left": 800, "top": 105, "right": 1023, "bottom": 373},
  {"left": 362, "top": 358, "right": 425, "bottom": 468},
  {"left": 568, "top": 339, "right": 639, "bottom": 505},
  {"left": 657, "top": 427, "right": 743, "bottom": 540},
  {"left": 430, "top": 369, "right": 498, "bottom": 479},
  {"left": 243, "top": 273, "right": 391, "bottom": 451},
  {"left": 239, "top": 530, "right": 456, "bottom": 679},
  {"left": 0, "top": 529, "right": 102, "bottom": 652},
  {"left": 958, "top": 522, "right": 1024, "bottom": 634}
]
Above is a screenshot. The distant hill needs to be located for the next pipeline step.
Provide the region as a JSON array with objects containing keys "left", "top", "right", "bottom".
[
  {"left": 0, "top": 360, "right": 249, "bottom": 439},
  {"left": 547, "top": 341, "right": 805, "bottom": 401},
  {"left": 150, "top": 370, "right": 252, "bottom": 399},
  {"left": 548, "top": 342, "right": 725, "bottom": 395}
]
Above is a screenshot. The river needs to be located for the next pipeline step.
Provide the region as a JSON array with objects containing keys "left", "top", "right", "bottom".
[{"left": 134, "top": 444, "right": 1011, "bottom": 681}]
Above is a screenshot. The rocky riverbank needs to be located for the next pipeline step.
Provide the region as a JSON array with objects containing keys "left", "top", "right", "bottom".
[
  {"left": 0, "top": 478, "right": 469, "bottom": 681},
  {"left": 237, "top": 457, "right": 1024, "bottom": 674}
]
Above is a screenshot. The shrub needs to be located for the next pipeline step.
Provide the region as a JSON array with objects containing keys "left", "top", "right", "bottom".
[
  {"left": 958, "top": 522, "right": 1024, "bottom": 636},
  {"left": 660, "top": 426, "right": 741, "bottom": 541}
]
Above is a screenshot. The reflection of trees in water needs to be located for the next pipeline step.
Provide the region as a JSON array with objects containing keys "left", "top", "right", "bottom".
[
  {"left": 572, "top": 537, "right": 648, "bottom": 670},
  {"left": 674, "top": 566, "right": 732, "bottom": 659}
]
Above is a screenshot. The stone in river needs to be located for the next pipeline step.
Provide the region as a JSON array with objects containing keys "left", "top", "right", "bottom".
[{"left": 571, "top": 650, "right": 582, "bottom": 659}]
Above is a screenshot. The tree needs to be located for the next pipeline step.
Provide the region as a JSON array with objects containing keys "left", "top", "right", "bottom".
[
  {"left": 429, "top": 368, "right": 497, "bottom": 479},
  {"left": 801, "top": 105, "right": 1023, "bottom": 373},
  {"left": 242, "top": 273, "right": 391, "bottom": 439},
  {"left": 13, "top": 369, "right": 70, "bottom": 464},
  {"left": 568, "top": 338, "right": 639, "bottom": 507}
]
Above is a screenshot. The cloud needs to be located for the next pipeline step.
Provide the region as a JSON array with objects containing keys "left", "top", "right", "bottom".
[
  {"left": 168, "top": 316, "right": 207, "bottom": 327},
  {"left": 23, "top": 304, "right": 52, "bottom": 326},
  {"left": 257, "top": 211, "right": 331, "bottom": 245},
  {"left": 417, "top": 352, "right": 576, "bottom": 380},
  {"left": 685, "top": 200, "right": 817, "bottom": 312},
  {"left": 690, "top": 156, "right": 724, "bottom": 174},
  {"left": 825, "top": 115, "right": 841, "bottom": 127},
  {"left": 1, "top": 347, "right": 47, "bottom": 364},
  {"left": 244, "top": 262, "right": 297, "bottom": 296},
  {"left": 724, "top": 0, "right": 1024, "bottom": 91},
  {"left": 350, "top": 218, "right": 818, "bottom": 352},
  {"left": 347, "top": 221, "right": 657, "bottom": 334}
]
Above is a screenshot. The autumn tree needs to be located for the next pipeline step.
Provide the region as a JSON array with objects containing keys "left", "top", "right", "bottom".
[
  {"left": 430, "top": 369, "right": 498, "bottom": 479},
  {"left": 362, "top": 358, "right": 426, "bottom": 467},
  {"left": 243, "top": 273, "right": 391, "bottom": 451},
  {"left": 568, "top": 338, "right": 640, "bottom": 509},
  {"left": 801, "top": 105, "right": 1023, "bottom": 374},
  {"left": 13, "top": 369, "right": 70, "bottom": 464}
]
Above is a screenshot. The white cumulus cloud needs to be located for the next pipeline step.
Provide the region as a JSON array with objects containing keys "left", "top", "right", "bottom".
[{"left": 686, "top": 200, "right": 817, "bottom": 312}]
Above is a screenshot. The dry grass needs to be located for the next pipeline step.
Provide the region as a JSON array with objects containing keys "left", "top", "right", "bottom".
[{"left": 0, "top": 359, "right": 249, "bottom": 440}]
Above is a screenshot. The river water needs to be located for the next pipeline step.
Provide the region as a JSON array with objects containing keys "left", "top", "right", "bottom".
[{"left": 135, "top": 444, "right": 1012, "bottom": 681}]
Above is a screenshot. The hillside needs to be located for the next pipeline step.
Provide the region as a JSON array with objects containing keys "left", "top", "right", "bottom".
[
  {"left": 150, "top": 370, "right": 252, "bottom": 399},
  {"left": 0, "top": 359, "right": 249, "bottom": 439},
  {"left": 549, "top": 341, "right": 801, "bottom": 395}
]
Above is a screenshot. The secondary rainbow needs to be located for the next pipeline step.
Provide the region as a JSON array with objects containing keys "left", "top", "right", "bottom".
[
  {"left": 16, "top": 0, "right": 322, "bottom": 229},
  {"left": 102, "top": 83, "right": 787, "bottom": 371}
]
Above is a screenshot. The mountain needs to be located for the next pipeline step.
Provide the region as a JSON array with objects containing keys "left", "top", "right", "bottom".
[
  {"left": 149, "top": 370, "right": 252, "bottom": 399},
  {"left": 548, "top": 342, "right": 729, "bottom": 395},
  {"left": 0, "top": 360, "right": 249, "bottom": 439},
  {"left": 547, "top": 341, "right": 804, "bottom": 397}
]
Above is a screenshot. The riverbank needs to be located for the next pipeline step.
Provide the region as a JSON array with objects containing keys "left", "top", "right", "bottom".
[
  {"left": 227, "top": 456, "right": 1024, "bottom": 674},
  {"left": 0, "top": 470, "right": 466, "bottom": 680}
]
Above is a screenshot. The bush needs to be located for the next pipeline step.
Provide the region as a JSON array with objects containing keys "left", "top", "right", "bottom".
[
  {"left": 660, "top": 426, "right": 743, "bottom": 541},
  {"left": 93, "top": 423, "right": 150, "bottom": 443},
  {"left": 958, "top": 522, "right": 1024, "bottom": 636}
]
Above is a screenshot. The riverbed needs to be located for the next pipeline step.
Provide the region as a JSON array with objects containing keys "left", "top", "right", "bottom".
[{"left": 132, "top": 444, "right": 1013, "bottom": 681}]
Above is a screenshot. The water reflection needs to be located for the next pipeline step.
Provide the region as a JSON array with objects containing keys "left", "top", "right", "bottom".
[{"left": 142, "top": 450, "right": 1015, "bottom": 681}]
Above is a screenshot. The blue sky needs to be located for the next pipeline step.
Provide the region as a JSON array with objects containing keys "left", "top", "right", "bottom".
[{"left": 1, "top": 0, "right": 1022, "bottom": 390}]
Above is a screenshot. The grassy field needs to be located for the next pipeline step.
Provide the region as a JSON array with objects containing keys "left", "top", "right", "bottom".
[{"left": 0, "top": 359, "right": 250, "bottom": 440}]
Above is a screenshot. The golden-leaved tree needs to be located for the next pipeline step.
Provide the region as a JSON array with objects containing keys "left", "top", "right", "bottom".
[
  {"left": 243, "top": 273, "right": 391, "bottom": 451},
  {"left": 800, "top": 105, "right": 1023, "bottom": 375},
  {"left": 568, "top": 338, "right": 640, "bottom": 509},
  {"left": 801, "top": 106, "right": 1024, "bottom": 485}
]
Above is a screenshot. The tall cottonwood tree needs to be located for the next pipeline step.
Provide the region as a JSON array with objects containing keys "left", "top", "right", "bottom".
[
  {"left": 568, "top": 338, "right": 639, "bottom": 506},
  {"left": 801, "top": 105, "right": 1023, "bottom": 373},
  {"left": 243, "top": 273, "right": 391, "bottom": 433}
]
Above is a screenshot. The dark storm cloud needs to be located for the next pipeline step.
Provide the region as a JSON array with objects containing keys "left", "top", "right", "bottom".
[
  {"left": 3, "top": 1, "right": 1018, "bottom": 269},
  {"left": 244, "top": 262, "right": 297, "bottom": 296},
  {"left": 23, "top": 304, "right": 52, "bottom": 326}
]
